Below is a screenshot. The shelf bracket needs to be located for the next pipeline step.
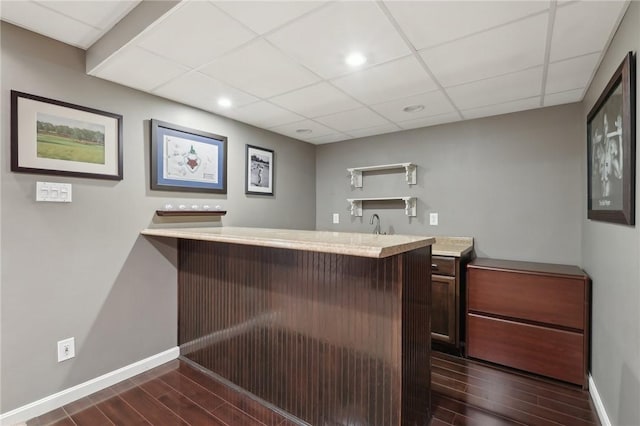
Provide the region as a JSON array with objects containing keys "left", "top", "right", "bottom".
[
  {"left": 348, "top": 169, "right": 363, "bottom": 188},
  {"left": 348, "top": 199, "right": 363, "bottom": 217},
  {"left": 404, "top": 164, "right": 416, "bottom": 185},
  {"left": 403, "top": 197, "right": 417, "bottom": 217}
]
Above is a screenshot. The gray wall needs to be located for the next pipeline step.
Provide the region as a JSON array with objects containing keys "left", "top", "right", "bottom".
[
  {"left": 316, "top": 104, "right": 584, "bottom": 265},
  {"left": 0, "top": 23, "right": 315, "bottom": 412},
  {"left": 581, "top": 2, "right": 640, "bottom": 424}
]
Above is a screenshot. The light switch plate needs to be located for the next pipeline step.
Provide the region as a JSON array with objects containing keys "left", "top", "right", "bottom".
[
  {"left": 332, "top": 213, "right": 340, "bottom": 224},
  {"left": 429, "top": 212, "right": 438, "bottom": 226},
  {"left": 57, "top": 337, "right": 75, "bottom": 362},
  {"left": 37, "top": 182, "right": 72, "bottom": 202}
]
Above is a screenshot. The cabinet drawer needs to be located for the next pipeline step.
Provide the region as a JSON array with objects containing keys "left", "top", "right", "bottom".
[
  {"left": 468, "top": 268, "right": 585, "bottom": 330},
  {"left": 431, "top": 256, "right": 455, "bottom": 276},
  {"left": 467, "top": 314, "right": 585, "bottom": 386}
]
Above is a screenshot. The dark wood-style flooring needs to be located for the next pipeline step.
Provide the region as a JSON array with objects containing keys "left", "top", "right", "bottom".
[
  {"left": 27, "top": 352, "right": 599, "bottom": 426},
  {"left": 431, "top": 352, "right": 600, "bottom": 426}
]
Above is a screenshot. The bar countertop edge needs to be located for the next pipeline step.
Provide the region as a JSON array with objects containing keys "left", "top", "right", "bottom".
[{"left": 141, "top": 226, "right": 435, "bottom": 258}]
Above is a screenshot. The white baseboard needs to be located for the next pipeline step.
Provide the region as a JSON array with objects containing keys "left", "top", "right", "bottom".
[
  {"left": 0, "top": 347, "right": 179, "bottom": 426},
  {"left": 589, "top": 374, "right": 612, "bottom": 426}
]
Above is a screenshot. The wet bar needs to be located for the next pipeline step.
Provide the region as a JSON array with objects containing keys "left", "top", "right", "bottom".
[{"left": 141, "top": 227, "right": 434, "bottom": 425}]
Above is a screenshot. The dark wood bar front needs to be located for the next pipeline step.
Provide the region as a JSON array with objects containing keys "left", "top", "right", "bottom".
[{"left": 173, "top": 235, "right": 432, "bottom": 426}]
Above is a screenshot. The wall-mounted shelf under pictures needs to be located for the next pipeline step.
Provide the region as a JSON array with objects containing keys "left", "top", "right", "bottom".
[
  {"left": 347, "top": 197, "right": 416, "bottom": 217},
  {"left": 347, "top": 163, "right": 416, "bottom": 188},
  {"left": 155, "top": 210, "right": 227, "bottom": 217}
]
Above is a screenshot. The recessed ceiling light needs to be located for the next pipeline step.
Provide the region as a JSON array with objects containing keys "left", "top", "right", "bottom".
[
  {"left": 345, "top": 52, "right": 367, "bottom": 67},
  {"left": 296, "top": 129, "right": 312, "bottom": 134},
  {"left": 217, "top": 98, "right": 232, "bottom": 108},
  {"left": 403, "top": 104, "right": 425, "bottom": 113}
]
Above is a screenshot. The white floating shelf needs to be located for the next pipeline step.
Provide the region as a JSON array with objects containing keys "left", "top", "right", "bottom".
[
  {"left": 347, "top": 197, "right": 417, "bottom": 217},
  {"left": 347, "top": 163, "right": 416, "bottom": 188}
]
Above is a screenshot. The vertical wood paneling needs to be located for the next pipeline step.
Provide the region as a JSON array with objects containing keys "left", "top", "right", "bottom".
[
  {"left": 178, "top": 240, "right": 431, "bottom": 425},
  {"left": 403, "top": 246, "right": 432, "bottom": 426}
]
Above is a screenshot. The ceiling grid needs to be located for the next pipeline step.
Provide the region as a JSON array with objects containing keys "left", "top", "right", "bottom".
[{"left": 0, "top": 0, "right": 630, "bottom": 144}]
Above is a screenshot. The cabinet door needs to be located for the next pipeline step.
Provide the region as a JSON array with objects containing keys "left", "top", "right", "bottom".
[{"left": 431, "top": 274, "right": 456, "bottom": 344}]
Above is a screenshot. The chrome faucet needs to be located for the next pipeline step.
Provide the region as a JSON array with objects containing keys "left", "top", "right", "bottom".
[{"left": 370, "top": 213, "right": 381, "bottom": 235}]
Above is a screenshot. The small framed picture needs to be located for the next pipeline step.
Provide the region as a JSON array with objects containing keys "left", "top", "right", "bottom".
[
  {"left": 11, "top": 90, "right": 123, "bottom": 180},
  {"left": 245, "top": 144, "right": 274, "bottom": 196},
  {"left": 150, "top": 119, "right": 227, "bottom": 194}
]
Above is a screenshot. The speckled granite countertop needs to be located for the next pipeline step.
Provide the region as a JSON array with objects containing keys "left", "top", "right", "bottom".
[
  {"left": 432, "top": 237, "right": 474, "bottom": 257},
  {"left": 141, "top": 227, "right": 435, "bottom": 259}
]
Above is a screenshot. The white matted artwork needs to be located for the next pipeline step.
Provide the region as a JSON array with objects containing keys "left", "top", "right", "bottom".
[
  {"left": 11, "top": 90, "right": 122, "bottom": 180},
  {"left": 150, "top": 119, "right": 227, "bottom": 194},
  {"left": 245, "top": 144, "right": 274, "bottom": 195}
]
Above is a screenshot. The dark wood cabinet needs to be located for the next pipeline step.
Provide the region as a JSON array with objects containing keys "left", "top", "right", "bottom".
[
  {"left": 431, "top": 264, "right": 456, "bottom": 345},
  {"left": 466, "top": 258, "right": 590, "bottom": 388},
  {"left": 431, "top": 252, "right": 472, "bottom": 353}
]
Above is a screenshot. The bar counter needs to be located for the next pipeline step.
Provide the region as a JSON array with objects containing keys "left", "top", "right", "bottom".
[
  {"left": 142, "top": 227, "right": 434, "bottom": 425},
  {"left": 141, "top": 226, "right": 432, "bottom": 258}
]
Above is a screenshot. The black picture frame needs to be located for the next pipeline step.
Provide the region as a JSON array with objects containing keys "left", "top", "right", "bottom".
[
  {"left": 245, "top": 144, "right": 274, "bottom": 196},
  {"left": 150, "top": 119, "right": 227, "bottom": 194},
  {"left": 11, "top": 90, "right": 123, "bottom": 180},
  {"left": 587, "top": 52, "right": 636, "bottom": 225}
]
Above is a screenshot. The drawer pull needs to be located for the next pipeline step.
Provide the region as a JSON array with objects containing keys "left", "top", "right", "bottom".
[{"left": 432, "top": 264, "right": 438, "bottom": 269}]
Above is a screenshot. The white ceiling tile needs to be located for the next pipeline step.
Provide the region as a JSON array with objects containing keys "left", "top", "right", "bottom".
[
  {"left": 346, "top": 124, "right": 402, "bottom": 139},
  {"left": 94, "top": 45, "right": 188, "bottom": 92},
  {"left": 421, "top": 13, "right": 547, "bottom": 88},
  {"left": 396, "top": 112, "right": 462, "bottom": 130},
  {"left": 332, "top": 56, "right": 437, "bottom": 105},
  {"left": 34, "top": 0, "right": 140, "bottom": 30},
  {"left": 550, "top": 1, "right": 627, "bottom": 61},
  {"left": 213, "top": 1, "right": 326, "bottom": 35},
  {"left": 269, "top": 119, "right": 336, "bottom": 140},
  {"left": 137, "top": 1, "right": 256, "bottom": 69},
  {"left": 315, "top": 107, "right": 391, "bottom": 133},
  {"left": 0, "top": 0, "right": 102, "bottom": 48},
  {"left": 199, "top": 39, "right": 320, "bottom": 98},
  {"left": 447, "top": 67, "right": 543, "bottom": 110},
  {"left": 223, "top": 101, "right": 304, "bottom": 128},
  {"left": 153, "top": 71, "right": 258, "bottom": 112},
  {"left": 8, "top": 0, "right": 626, "bottom": 144},
  {"left": 370, "top": 90, "right": 456, "bottom": 122},
  {"left": 546, "top": 53, "right": 600, "bottom": 94},
  {"left": 461, "top": 97, "right": 541, "bottom": 120},
  {"left": 306, "top": 133, "right": 351, "bottom": 145},
  {"left": 544, "top": 89, "right": 584, "bottom": 107},
  {"left": 384, "top": 1, "right": 549, "bottom": 50},
  {"left": 266, "top": 1, "right": 411, "bottom": 79},
  {"left": 269, "top": 82, "right": 362, "bottom": 118}
]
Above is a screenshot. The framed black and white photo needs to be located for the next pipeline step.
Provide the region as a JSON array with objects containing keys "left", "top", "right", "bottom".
[
  {"left": 11, "top": 90, "right": 123, "bottom": 180},
  {"left": 151, "top": 119, "right": 227, "bottom": 194},
  {"left": 245, "top": 145, "right": 274, "bottom": 196},
  {"left": 587, "top": 51, "right": 636, "bottom": 225}
]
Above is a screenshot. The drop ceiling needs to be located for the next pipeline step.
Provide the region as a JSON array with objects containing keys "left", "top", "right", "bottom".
[{"left": 1, "top": 0, "right": 629, "bottom": 144}]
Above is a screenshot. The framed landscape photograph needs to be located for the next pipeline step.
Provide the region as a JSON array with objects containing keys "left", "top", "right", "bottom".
[
  {"left": 587, "top": 52, "right": 636, "bottom": 225},
  {"left": 151, "top": 119, "right": 227, "bottom": 194},
  {"left": 11, "top": 90, "right": 123, "bottom": 180},
  {"left": 246, "top": 145, "right": 274, "bottom": 195}
]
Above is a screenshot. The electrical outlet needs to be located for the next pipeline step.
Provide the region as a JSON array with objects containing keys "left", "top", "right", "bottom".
[
  {"left": 332, "top": 213, "right": 340, "bottom": 224},
  {"left": 429, "top": 212, "right": 439, "bottom": 226},
  {"left": 57, "top": 337, "right": 75, "bottom": 362}
]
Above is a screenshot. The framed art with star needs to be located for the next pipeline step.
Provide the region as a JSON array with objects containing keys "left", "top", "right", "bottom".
[{"left": 150, "top": 119, "right": 227, "bottom": 194}]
